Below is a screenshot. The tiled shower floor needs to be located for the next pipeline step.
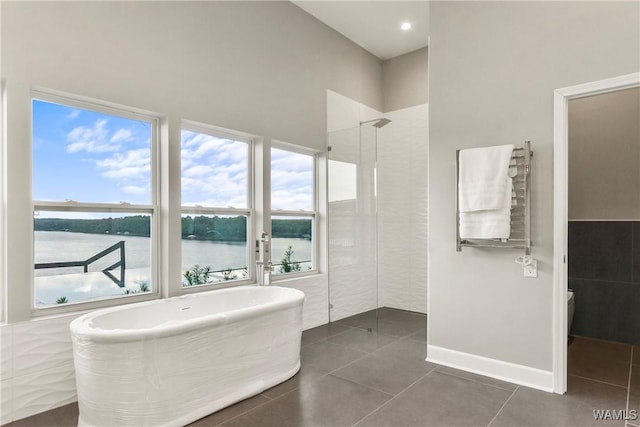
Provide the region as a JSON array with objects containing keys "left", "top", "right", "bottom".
[{"left": 5, "top": 308, "right": 640, "bottom": 427}]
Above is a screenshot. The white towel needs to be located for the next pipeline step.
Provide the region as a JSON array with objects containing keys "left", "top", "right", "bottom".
[
  {"left": 459, "top": 177, "right": 512, "bottom": 239},
  {"left": 458, "top": 144, "right": 514, "bottom": 212}
]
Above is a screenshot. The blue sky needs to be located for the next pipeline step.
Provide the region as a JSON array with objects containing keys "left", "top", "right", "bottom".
[
  {"left": 181, "top": 130, "right": 248, "bottom": 208},
  {"left": 33, "top": 99, "right": 314, "bottom": 212},
  {"left": 33, "top": 99, "right": 152, "bottom": 205}
]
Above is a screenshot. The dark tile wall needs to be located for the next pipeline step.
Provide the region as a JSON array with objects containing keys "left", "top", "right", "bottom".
[{"left": 568, "top": 221, "right": 640, "bottom": 345}]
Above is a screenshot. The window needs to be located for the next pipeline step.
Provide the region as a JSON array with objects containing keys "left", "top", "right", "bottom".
[
  {"left": 181, "top": 124, "right": 251, "bottom": 287},
  {"left": 32, "top": 94, "right": 158, "bottom": 308},
  {"left": 270, "top": 146, "right": 316, "bottom": 275}
]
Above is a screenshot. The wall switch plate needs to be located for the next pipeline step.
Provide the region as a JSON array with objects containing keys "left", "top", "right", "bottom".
[{"left": 524, "top": 259, "right": 538, "bottom": 278}]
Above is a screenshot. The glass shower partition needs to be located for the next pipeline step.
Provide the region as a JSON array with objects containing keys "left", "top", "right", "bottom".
[{"left": 327, "top": 124, "right": 378, "bottom": 322}]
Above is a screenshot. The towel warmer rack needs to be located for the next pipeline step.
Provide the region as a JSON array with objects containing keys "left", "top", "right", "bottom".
[{"left": 456, "top": 141, "right": 533, "bottom": 253}]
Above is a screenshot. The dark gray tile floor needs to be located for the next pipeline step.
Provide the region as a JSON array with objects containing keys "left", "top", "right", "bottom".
[{"left": 5, "top": 310, "right": 640, "bottom": 427}]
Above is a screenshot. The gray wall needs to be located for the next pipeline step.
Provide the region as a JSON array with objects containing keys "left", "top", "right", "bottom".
[
  {"left": 382, "top": 47, "right": 428, "bottom": 112},
  {"left": 569, "top": 88, "right": 640, "bottom": 220},
  {"left": 2, "top": 1, "right": 383, "bottom": 150},
  {"left": 1, "top": 1, "right": 383, "bottom": 322},
  {"left": 429, "top": 1, "right": 639, "bottom": 371}
]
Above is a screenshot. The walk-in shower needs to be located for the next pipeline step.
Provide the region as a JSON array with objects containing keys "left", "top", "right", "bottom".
[{"left": 327, "top": 118, "right": 390, "bottom": 322}]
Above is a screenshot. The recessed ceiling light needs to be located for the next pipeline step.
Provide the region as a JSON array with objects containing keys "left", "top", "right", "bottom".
[{"left": 401, "top": 22, "right": 412, "bottom": 31}]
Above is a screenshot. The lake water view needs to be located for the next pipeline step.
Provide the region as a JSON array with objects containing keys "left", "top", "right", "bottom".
[{"left": 34, "top": 231, "right": 311, "bottom": 306}]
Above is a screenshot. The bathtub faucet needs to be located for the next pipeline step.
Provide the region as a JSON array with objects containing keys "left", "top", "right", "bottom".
[{"left": 256, "top": 232, "right": 273, "bottom": 285}]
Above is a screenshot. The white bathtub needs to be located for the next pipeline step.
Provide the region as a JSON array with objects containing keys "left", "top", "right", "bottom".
[{"left": 70, "top": 285, "right": 304, "bottom": 427}]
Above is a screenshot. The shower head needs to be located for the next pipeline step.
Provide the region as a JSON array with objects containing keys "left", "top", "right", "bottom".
[
  {"left": 361, "top": 118, "right": 392, "bottom": 128},
  {"left": 372, "top": 118, "right": 391, "bottom": 128}
]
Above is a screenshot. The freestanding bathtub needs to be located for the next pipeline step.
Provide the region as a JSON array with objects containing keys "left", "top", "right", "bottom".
[{"left": 70, "top": 285, "right": 304, "bottom": 427}]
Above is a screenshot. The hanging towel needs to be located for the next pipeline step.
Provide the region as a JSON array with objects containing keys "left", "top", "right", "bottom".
[
  {"left": 459, "top": 177, "right": 512, "bottom": 239},
  {"left": 458, "top": 144, "right": 514, "bottom": 212}
]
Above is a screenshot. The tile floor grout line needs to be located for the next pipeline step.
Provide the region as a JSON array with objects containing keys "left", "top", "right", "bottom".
[
  {"left": 319, "top": 328, "right": 404, "bottom": 355},
  {"left": 346, "top": 324, "right": 414, "bottom": 340},
  {"left": 485, "top": 385, "right": 519, "bottom": 427},
  {"left": 568, "top": 373, "right": 630, "bottom": 390},
  {"left": 217, "top": 337, "right": 384, "bottom": 427},
  {"left": 349, "top": 366, "right": 439, "bottom": 427},
  {"left": 215, "top": 370, "right": 338, "bottom": 427},
  {"left": 325, "top": 348, "right": 378, "bottom": 376},
  {"left": 326, "top": 332, "right": 405, "bottom": 357},
  {"left": 328, "top": 329, "right": 402, "bottom": 349},
  {"left": 305, "top": 337, "right": 371, "bottom": 357},
  {"left": 302, "top": 324, "right": 360, "bottom": 347},
  {"left": 434, "top": 368, "right": 519, "bottom": 393},
  {"left": 366, "top": 334, "right": 426, "bottom": 359},
  {"left": 214, "top": 395, "right": 279, "bottom": 427},
  {"left": 326, "top": 373, "right": 395, "bottom": 398}
]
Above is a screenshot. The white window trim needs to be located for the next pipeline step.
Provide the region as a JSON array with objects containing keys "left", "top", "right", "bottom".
[
  {"left": 31, "top": 89, "right": 162, "bottom": 315},
  {"left": 271, "top": 211, "right": 317, "bottom": 279},
  {"left": 0, "top": 78, "right": 5, "bottom": 323},
  {"left": 179, "top": 121, "right": 255, "bottom": 291},
  {"left": 270, "top": 142, "right": 319, "bottom": 279}
]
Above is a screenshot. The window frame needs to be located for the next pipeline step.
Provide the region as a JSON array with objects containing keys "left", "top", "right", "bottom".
[
  {"left": 30, "top": 89, "right": 161, "bottom": 314},
  {"left": 270, "top": 142, "right": 319, "bottom": 279},
  {"left": 179, "top": 121, "right": 255, "bottom": 289},
  {"left": 0, "top": 78, "right": 5, "bottom": 322}
]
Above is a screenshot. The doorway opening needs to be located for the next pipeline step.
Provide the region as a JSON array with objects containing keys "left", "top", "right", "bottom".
[{"left": 553, "top": 72, "right": 640, "bottom": 394}]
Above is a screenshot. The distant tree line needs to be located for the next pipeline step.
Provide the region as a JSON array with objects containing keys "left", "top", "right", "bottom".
[
  {"left": 35, "top": 215, "right": 312, "bottom": 241},
  {"left": 181, "top": 215, "right": 246, "bottom": 242},
  {"left": 272, "top": 219, "right": 312, "bottom": 240},
  {"left": 35, "top": 216, "right": 151, "bottom": 237}
]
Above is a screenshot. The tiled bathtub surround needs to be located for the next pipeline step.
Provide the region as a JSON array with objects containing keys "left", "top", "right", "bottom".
[
  {"left": 568, "top": 221, "right": 640, "bottom": 345},
  {"left": 0, "top": 313, "right": 81, "bottom": 425},
  {"left": 6, "top": 310, "right": 640, "bottom": 427},
  {"left": 0, "top": 274, "right": 330, "bottom": 425}
]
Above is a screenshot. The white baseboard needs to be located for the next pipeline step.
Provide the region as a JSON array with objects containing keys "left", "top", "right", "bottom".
[{"left": 426, "top": 345, "right": 554, "bottom": 393}]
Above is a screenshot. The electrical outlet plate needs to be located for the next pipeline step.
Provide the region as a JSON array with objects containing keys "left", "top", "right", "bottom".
[{"left": 524, "top": 259, "right": 538, "bottom": 278}]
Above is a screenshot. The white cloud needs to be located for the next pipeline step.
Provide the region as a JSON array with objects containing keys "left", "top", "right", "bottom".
[
  {"left": 66, "top": 119, "right": 113, "bottom": 153},
  {"left": 122, "top": 185, "right": 147, "bottom": 195},
  {"left": 181, "top": 171, "right": 247, "bottom": 207},
  {"left": 270, "top": 150, "right": 313, "bottom": 210},
  {"left": 97, "top": 148, "right": 150, "bottom": 181},
  {"left": 271, "top": 191, "right": 313, "bottom": 211},
  {"left": 66, "top": 110, "right": 81, "bottom": 120},
  {"left": 183, "top": 165, "right": 214, "bottom": 178},
  {"left": 180, "top": 135, "right": 313, "bottom": 209},
  {"left": 180, "top": 131, "right": 249, "bottom": 207},
  {"left": 110, "top": 128, "right": 134, "bottom": 143},
  {"left": 66, "top": 119, "right": 142, "bottom": 154}
]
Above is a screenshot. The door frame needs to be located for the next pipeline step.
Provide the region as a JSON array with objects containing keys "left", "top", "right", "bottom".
[{"left": 552, "top": 72, "right": 640, "bottom": 393}]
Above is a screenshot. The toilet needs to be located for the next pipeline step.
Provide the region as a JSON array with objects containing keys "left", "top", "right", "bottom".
[{"left": 568, "top": 290, "right": 575, "bottom": 335}]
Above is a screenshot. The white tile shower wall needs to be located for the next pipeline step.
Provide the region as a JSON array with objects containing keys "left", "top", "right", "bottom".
[
  {"left": 1, "top": 325, "right": 12, "bottom": 382},
  {"left": 278, "top": 274, "right": 329, "bottom": 330},
  {"left": 378, "top": 104, "right": 428, "bottom": 314},
  {"left": 328, "top": 124, "right": 379, "bottom": 321},
  {"left": 1, "top": 378, "right": 13, "bottom": 425},
  {"left": 0, "top": 313, "right": 81, "bottom": 423}
]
